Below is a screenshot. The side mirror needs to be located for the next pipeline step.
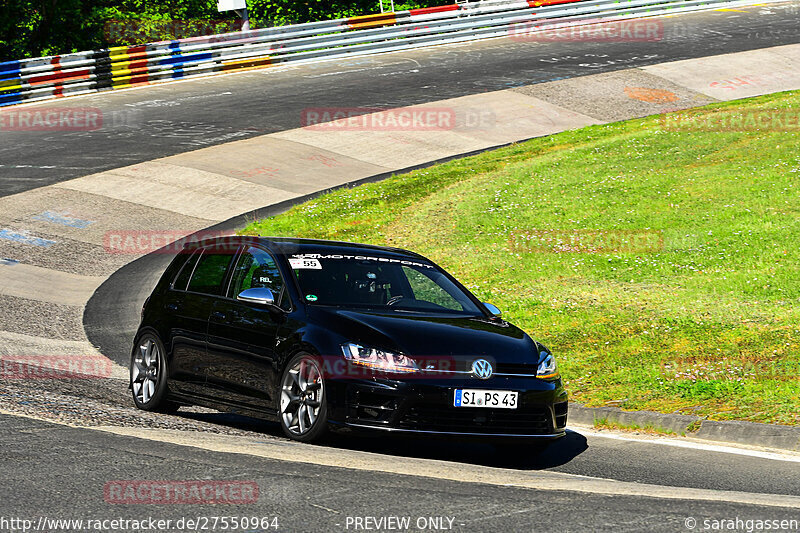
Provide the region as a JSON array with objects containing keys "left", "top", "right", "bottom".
[
  {"left": 237, "top": 287, "right": 276, "bottom": 306},
  {"left": 482, "top": 302, "right": 502, "bottom": 317}
]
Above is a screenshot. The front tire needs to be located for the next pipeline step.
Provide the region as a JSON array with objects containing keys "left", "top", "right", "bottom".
[
  {"left": 279, "top": 353, "right": 328, "bottom": 442},
  {"left": 130, "top": 332, "right": 174, "bottom": 412}
]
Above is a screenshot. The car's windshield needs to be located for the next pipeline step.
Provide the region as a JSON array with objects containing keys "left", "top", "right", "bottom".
[{"left": 287, "top": 253, "right": 483, "bottom": 315}]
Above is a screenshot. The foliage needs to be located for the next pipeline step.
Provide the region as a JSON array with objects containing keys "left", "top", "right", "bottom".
[{"left": 0, "top": 0, "right": 445, "bottom": 61}]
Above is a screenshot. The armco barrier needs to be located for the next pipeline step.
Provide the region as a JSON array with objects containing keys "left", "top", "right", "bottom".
[{"left": 0, "top": 0, "right": 782, "bottom": 108}]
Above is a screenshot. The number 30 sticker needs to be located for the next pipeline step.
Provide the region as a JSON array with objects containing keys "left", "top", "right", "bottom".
[{"left": 289, "top": 258, "right": 322, "bottom": 269}]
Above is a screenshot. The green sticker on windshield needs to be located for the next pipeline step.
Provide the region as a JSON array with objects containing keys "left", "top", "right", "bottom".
[{"left": 305, "top": 295, "right": 318, "bottom": 302}]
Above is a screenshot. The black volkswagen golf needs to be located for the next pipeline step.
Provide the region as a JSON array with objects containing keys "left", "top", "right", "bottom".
[{"left": 131, "top": 236, "right": 568, "bottom": 442}]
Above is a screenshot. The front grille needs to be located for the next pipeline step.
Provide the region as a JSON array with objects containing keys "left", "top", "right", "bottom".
[
  {"left": 421, "top": 360, "right": 538, "bottom": 376},
  {"left": 496, "top": 363, "right": 538, "bottom": 375},
  {"left": 398, "top": 403, "right": 554, "bottom": 435}
]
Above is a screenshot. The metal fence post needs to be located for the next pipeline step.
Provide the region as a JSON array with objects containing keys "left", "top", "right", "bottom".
[{"left": 237, "top": 8, "right": 250, "bottom": 31}]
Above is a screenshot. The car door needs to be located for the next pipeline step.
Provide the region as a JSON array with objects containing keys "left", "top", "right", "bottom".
[
  {"left": 166, "top": 244, "right": 239, "bottom": 398},
  {"left": 205, "top": 245, "right": 290, "bottom": 412}
]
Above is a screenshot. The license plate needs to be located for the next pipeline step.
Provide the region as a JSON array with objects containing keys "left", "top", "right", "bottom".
[{"left": 454, "top": 389, "right": 518, "bottom": 409}]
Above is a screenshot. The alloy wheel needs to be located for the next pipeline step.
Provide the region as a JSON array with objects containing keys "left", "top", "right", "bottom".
[
  {"left": 132, "top": 337, "right": 161, "bottom": 405},
  {"left": 280, "top": 357, "right": 324, "bottom": 436}
]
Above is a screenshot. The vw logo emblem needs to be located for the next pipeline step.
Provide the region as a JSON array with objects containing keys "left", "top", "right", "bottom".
[{"left": 471, "top": 359, "right": 493, "bottom": 380}]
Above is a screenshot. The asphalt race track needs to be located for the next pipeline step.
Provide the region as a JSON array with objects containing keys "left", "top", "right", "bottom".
[
  {"left": 3, "top": 412, "right": 800, "bottom": 532},
  {"left": 1, "top": 4, "right": 800, "bottom": 197},
  {"left": 3, "top": 3, "right": 800, "bottom": 531}
]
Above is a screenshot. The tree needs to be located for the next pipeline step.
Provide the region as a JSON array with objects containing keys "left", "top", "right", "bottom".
[{"left": 0, "top": 0, "right": 445, "bottom": 61}]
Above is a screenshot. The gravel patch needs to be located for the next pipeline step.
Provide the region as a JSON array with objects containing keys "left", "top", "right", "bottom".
[
  {"left": 0, "top": 295, "right": 86, "bottom": 341},
  {"left": 0, "top": 378, "right": 282, "bottom": 438}
]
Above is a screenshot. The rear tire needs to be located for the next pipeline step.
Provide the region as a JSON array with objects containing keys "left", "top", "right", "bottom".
[
  {"left": 130, "top": 332, "right": 176, "bottom": 413},
  {"left": 278, "top": 353, "right": 328, "bottom": 442}
]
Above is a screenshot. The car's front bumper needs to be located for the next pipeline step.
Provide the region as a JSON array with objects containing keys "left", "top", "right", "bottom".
[{"left": 326, "top": 375, "right": 568, "bottom": 439}]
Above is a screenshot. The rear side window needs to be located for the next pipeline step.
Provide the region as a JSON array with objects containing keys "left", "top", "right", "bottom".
[
  {"left": 186, "top": 246, "right": 238, "bottom": 296},
  {"left": 172, "top": 249, "right": 201, "bottom": 291}
]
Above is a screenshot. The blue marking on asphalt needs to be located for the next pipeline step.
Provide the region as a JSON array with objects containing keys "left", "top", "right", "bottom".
[
  {"left": 0, "top": 258, "right": 19, "bottom": 266},
  {"left": 31, "top": 211, "right": 94, "bottom": 229},
  {"left": 0, "top": 229, "right": 56, "bottom": 248}
]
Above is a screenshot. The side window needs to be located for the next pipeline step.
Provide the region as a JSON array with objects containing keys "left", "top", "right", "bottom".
[
  {"left": 172, "top": 249, "right": 201, "bottom": 291},
  {"left": 186, "top": 246, "right": 237, "bottom": 296},
  {"left": 229, "top": 247, "right": 287, "bottom": 308},
  {"left": 402, "top": 266, "right": 463, "bottom": 311}
]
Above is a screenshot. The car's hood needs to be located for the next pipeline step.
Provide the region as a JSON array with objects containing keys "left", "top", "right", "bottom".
[{"left": 309, "top": 307, "right": 543, "bottom": 364}]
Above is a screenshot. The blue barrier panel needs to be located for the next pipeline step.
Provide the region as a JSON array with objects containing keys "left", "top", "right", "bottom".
[
  {"left": 0, "top": 91, "right": 25, "bottom": 106},
  {"left": 159, "top": 52, "right": 214, "bottom": 66},
  {"left": 0, "top": 66, "right": 22, "bottom": 85},
  {"left": 0, "top": 60, "right": 21, "bottom": 75}
]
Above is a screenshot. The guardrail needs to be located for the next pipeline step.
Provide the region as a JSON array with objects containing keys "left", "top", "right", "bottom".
[{"left": 0, "top": 0, "right": 779, "bottom": 108}]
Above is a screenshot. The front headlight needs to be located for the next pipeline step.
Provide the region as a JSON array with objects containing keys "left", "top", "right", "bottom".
[
  {"left": 536, "top": 352, "right": 559, "bottom": 379},
  {"left": 341, "top": 343, "right": 419, "bottom": 373}
]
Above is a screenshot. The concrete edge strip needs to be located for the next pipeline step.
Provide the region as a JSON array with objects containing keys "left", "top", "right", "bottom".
[
  {"left": 86, "top": 423, "right": 800, "bottom": 509},
  {"left": 569, "top": 404, "right": 800, "bottom": 452},
  {"left": 0, "top": 262, "right": 104, "bottom": 307}
]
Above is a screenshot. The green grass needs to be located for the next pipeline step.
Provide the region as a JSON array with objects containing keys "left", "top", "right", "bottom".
[{"left": 243, "top": 91, "right": 800, "bottom": 425}]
